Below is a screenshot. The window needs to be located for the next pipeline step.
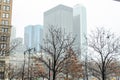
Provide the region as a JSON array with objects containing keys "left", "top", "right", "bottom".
[
  {"left": 4, "top": 0, "right": 10, "bottom": 3},
  {"left": 7, "top": 0, "right": 10, "bottom": 3},
  {"left": 3, "top": 0, "right": 6, "bottom": 2},
  {"left": 3, "top": 5, "right": 10, "bottom": 11},
  {"left": 0, "top": 44, "right": 7, "bottom": 49},
  {"left": 4, "top": 44, "right": 6, "bottom": 49},
  {"left": 0, "top": 72, "right": 4, "bottom": 79},
  {"left": 0, "top": 5, "right": 1, "bottom": 10},
  {"left": 1, "top": 36, "right": 7, "bottom": 41},
  {"left": 2, "top": 13, "right": 9, "bottom": 18},
  {"left": 1, "top": 20, "right": 9, "bottom": 25},
  {"left": 3, "top": 6, "right": 5, "bottom": 10},
  {"left": 1, "top": 51, "right": 5, "bottom": 55},
  {"left": 0, "top": 61, "right": 5, "bottom": 67},
  {"left": 1, "top": 44, "right": 3, "bottom": 48},
  {"left": 2, "top": 13, "right": 5, "bottom": 18},
  {"left": 2, "top": 28, "right": 8, "bottom": 32},
  {"left": 6, "top": 6, "right": 10, "bottom": 10},
  {"left": 6, "top": 13, "right": 9, "bottom": 18}
]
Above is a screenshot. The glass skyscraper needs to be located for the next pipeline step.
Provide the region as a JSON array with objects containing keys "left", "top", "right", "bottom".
[
  {"left": 24, "top": 25, "right": 43, "bottom": 52},
  {"left": 73, "top": 4, "right": 87, "bottom": 52}
]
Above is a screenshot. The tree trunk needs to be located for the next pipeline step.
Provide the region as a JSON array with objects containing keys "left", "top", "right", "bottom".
[
  {"left": 102, "top": 69, "right": 106, "bottom": 80},
  {"left": 53, "top": 70, "right": 56, "bottom": 80}
]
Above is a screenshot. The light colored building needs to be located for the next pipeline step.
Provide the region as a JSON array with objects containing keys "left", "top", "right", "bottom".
[
  {"left": 10, "top": 26, "right": 16, "bottom": 42},
  {"left": 10, "top": 37, "right": 25, "bottom": 54},
  {"left": 44, "top": 4, "right": 73, "bottom": 36},
  {"left": 44, "top": 4, "right": 87, "bottom": 58},
  {"left": 44, "top": 4, "right": 87, "bottom": 47},
  {"left": 73, "top": 4, "right": 87, "bottom": 57},
  {"left": 0, "top": 0, "right": 13, "bottom": 79},
  {"left": 24, "top": 25, "right": 43, "bottom": 52}
]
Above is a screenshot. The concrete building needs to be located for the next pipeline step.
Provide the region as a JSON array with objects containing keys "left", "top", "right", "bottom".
[
  {"left": 44, "top": 4, "right": 73, "bottom": 36},
  {"left": 24, "top": 25, "right": 43, "bottom": 52},
  {"left": 0, "top": 0, "right": 13, "bottom": 79}
]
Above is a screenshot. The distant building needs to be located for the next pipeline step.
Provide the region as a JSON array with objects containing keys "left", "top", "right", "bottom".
[
  {"left": 24, "top": 25, "right": 43, "bottom": 52},
  {"left": 11, "top": 37, "right": 25, "bottom": 53},
  {"left": 44, "top": 4, "right": 73, "bottom": 36},
  {"left": 10, "top": 26, "right": 16, "bottom": 41},
  {"left": 44, "top": 4, "right": 87, "bottom": 58},
  {"left": 73, "top": 4, "right": 87, "bottom": 50},
  {"left": 10, "top": 37, "right": 26, "bottom": 73}
]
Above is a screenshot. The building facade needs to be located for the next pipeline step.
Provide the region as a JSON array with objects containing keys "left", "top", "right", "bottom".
[
  {"left": 0, "top": 0, "right": 12, "bottom": 79},
  {"left": 24, "top": 25, "right": 43, "bottom": 52},
  {"left": 44, "top": 4, "right": 87, "bottom": 58},
  {"left": 44, "top": 4, "right": 73, "bottom": 36},
  {"left": 10, "top": 26, "right": 16, "bottom": 42},
  {"left": 73, "top": 4, "right": 87, "bottom": 52}
]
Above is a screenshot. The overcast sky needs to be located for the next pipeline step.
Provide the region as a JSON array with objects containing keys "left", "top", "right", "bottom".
[{"left": 12, "top": 0, "right": 120, "bottom": 37}]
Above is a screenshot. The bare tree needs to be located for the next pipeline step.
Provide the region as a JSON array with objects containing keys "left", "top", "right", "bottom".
[
  {"left": 87, "top": 27, "right": 120, "bottom": 80},
  {"left": 5, "top": 38, "right": 23, "bottom": 79},
  {"left": 38, "top": 26, "right": 75, "bottom": 80}
]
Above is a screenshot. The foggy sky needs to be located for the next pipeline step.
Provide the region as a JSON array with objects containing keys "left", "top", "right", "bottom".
[{"left": 12, "top": 0, "right": 120, "bottom": 37}]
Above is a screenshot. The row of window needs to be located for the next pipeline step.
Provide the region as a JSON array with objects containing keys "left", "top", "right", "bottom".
[
  {"left": 2, "top": 13, "right": 9, "bottom": 18},
  {"left": 1, "top": 36, "right": 7, "bottom": 41},
  {"left": 0, "top": 43, "right": 7, "bottom": 49},
  {"left": 1, "top": 20, "right": 9, "bottom": 25},
  {"left": 2, "top": 28, "right": 8, "bottom": 32},
  {"left": 0, "top": 0, "right": 10, "bottom": 4},
  {"left": 0, "top": 50, "right": 7, "bottom": 56},
  {"left": 0, "top": 5, "right": 10, "bottom": 11}
]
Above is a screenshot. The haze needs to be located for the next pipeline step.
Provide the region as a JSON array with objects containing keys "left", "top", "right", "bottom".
[{"left": 12, "top": 0, "right": 120, "bottom": 37}]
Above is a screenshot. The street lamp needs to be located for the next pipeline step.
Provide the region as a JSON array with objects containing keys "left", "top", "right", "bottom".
[{"left": 24, "top": 48, "right": 36, "bottom": 80}]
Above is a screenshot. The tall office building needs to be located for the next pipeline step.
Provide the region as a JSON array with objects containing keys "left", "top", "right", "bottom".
[
  {"left": 10, "top": 26, "right": 16, "bottom": 42},
  {"left": 0, "top": 0, "right": 12, "bottom": 79},
  {"left": 44, "top": 4, "right": 87, "bottom": 58},
  {"left": 24, "top": 25, "right": 43, "bottom": 52},
  {"left": 73, "top": 4, "right": 87, "bottom": 50},
  {"left": 44, "top": 4, "right": 73, "bottom": 36}
]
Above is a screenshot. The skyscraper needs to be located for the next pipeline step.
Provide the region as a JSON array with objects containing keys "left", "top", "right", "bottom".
[
  {"left": 44, "top": 4, "right": 87, "bottom": 58},
  {"left": 10, "top": 26, "right": 16, "bottom": 42},
  {"left": 73, "top": 4, "right": 87, "bottom": 50},
  {"left": 0, "top": 0, "right": 12, "bottom": 79},
  {"left": 44, "top": 4, "right": 73, "bottom": 36},
  {"left": 24, "top": 25, "right": 43, "bottom": 52}
]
